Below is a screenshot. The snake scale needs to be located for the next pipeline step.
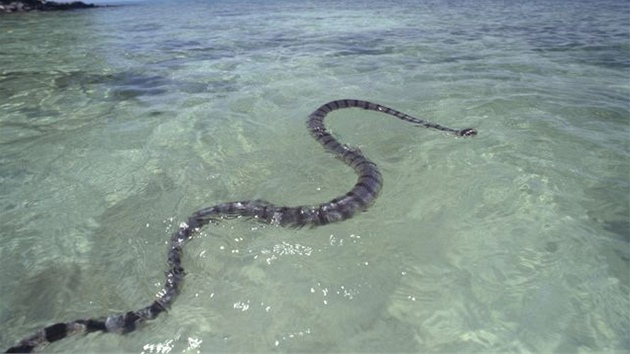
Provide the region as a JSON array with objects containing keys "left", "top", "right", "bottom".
[{"left": 6, "top": 99, "right": 476, "bottom": 352}]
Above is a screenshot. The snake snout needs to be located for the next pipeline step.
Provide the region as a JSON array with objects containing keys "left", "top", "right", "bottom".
[{"left": 458, "top": 128, "right": 477, "bottom": 137}]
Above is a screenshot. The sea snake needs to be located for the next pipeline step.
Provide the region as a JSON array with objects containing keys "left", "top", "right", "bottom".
[{"left": 5, "top": 99, "right": 476, "bottom": 352}]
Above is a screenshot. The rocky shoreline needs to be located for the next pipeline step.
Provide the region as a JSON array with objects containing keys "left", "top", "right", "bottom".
[{"left": 0, "top": 0, "right": 98, "bottom": 13}]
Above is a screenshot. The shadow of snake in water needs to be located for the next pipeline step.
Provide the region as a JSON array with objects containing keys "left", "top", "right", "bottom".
[{"left": 6, "top": 99, "right": 477, "bottom": 353}]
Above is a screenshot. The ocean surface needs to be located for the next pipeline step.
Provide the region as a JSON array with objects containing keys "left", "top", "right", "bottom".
[{"left": 1, "top": 0, "right": 628, "bottom": 352}]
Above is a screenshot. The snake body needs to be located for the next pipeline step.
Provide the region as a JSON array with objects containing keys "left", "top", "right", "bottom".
[{"left": 6, "top": 99, "right": 476, "bottom": 353}]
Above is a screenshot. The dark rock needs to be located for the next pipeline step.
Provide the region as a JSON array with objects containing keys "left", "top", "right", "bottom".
[{"left": 0, "top": 0, "right": 98, "bottom": 13}]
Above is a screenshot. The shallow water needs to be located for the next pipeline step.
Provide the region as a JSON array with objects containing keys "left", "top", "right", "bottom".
[{"left": 0, "top": 0, "right": 628, "bottom": 352}]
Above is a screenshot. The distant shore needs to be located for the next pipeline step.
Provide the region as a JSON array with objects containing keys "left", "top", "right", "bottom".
[{"left": 0, "top": 0, "right": 99, "bottom": 13}]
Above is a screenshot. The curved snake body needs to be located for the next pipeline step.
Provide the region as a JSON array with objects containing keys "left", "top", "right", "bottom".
[{"left": 6, "top": 99, "right": 476, "bottom": 353}]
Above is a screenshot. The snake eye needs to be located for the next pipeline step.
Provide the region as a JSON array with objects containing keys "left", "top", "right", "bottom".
[{"left": 459, "top": 128, "right": 477, "bottom": 137}]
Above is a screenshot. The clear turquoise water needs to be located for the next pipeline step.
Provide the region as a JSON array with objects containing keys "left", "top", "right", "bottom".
[{"left": 1, "top": 0, "right": 628, "bottom": 352}]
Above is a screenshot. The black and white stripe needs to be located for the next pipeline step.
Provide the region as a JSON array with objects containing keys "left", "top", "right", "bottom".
[{"left": 5, "top": 99, "right": 476, "bottom": 353}]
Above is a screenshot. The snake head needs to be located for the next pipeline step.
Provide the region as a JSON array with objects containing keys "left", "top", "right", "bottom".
[{"left": 458, "top": 128, "right": 477, "bottom": 137}]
